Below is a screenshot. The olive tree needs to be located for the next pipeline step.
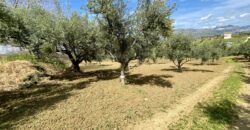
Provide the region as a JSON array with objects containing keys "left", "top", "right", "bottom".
[
  {"left": 7, "top": 1, "right": 102, "bottom": 72},
  {"left": 50, "top": 13, "right": 101, "bottom": 72},
  {"left": 193, "top": 39, "right": 225, "bottom": 64},
  {"left": 239, "top": 40, "right": 250, "bottom": 61},
  {"left": 88, "top": 0, "right": 173, "bottom": 85},
  {"left": 166, "top": 34, "right": 193, "bottom": 71}
]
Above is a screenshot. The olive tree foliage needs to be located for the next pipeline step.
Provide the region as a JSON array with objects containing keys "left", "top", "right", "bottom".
[
  {"left": 239, "top": 40, "right": 250, "bottom": 61},
  {"left": 193, "top": 39, "right": 225, "bottom": 64},
  {"left": 165, "top": 34, "right": 193, "bottom": 71},
  {"left": 51, "top": 13, "right": 102, "bottom": 72},
  {"left": 0, "top": 1, "right": 56, "bottom": 57},
  {"left": 3, "top": 0, "right": 50, "bottom": 8},
  {"left": 192, "top": 41, "right": 210, "bottom": 64},
  {"left": 0, "top": 1, "right": 30, "bottom": 46},
  {"left": 88, "top": 0, "right": 174, "bottom": 85},
  {"left": 15, "top": 6, "right": 55, "bottom": 59}
]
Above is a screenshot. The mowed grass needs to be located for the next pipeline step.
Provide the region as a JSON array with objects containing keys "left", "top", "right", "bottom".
[
  {"left": 0, "top": 58, "right": 229, "bottom": 129},
  {"left": 169, "top": 63, "right": 243, "bottom": 130}
]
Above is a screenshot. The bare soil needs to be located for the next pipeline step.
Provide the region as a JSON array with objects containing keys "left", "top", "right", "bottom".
[
  {"left": 0, "top": 59, "right": 229, "bottom": 129},
  {"left": 130, "top": 65, "right": 233, "bottom": 130}
]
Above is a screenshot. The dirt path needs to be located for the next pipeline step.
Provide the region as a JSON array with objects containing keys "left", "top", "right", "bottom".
[
  {"left": 232, "top": 67, "right": 250, "bottom": 130},
  {"left": 129, "top": 66, "right": 233, "bottom": 130}
]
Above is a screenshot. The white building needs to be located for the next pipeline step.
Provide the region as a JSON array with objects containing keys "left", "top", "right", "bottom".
[{"left": 224, "top": 32, "right": 232, "bottom": 39}]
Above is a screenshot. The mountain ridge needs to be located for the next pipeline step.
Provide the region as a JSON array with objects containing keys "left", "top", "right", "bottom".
[{"left": 175, "top": 25, "right": 250, "bottom": 37}]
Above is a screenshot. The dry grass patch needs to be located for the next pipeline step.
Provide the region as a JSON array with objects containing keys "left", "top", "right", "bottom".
[
  {"left": 0, "top": 61, "right": 42, "bottom": 91},
  {"left": 0, "top": 59, "right": 229, "bottom": 129}
]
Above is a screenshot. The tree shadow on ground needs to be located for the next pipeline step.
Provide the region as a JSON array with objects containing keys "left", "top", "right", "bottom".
[
  {"left": 230, "top": 94, "right": 250, "bottom": 130},
  {"left": 50, "top": 68, "right": 120, "bottom": 81},
  {"left": 188, "top": 63, "right": 220, "bottom": 66},
  {"left": 127, "top": 74, "right": 173, "bottom": 88},
  {"left": 199, "top": 95, "right": 250, "bottom": 130},
  {"left": 0, "top": 78, "right": 96, "bottom": 129},
  {"left": 198, "top": 99, "right": 237, "bottom": 125},
  {"left": 242, "top": 74, "right": 250, "bottom": 84},
  {"left": 241, "top": 94, "right": 250, "bottom": 104},
  {"left": 232, "top": 57, "right": 250, "bottom": 63},
  {"left": 161, "top": 66, "right": 214, "bottom": 73},
  {"left": 0, "top": 66, "right": 175, "bottom": 128}
]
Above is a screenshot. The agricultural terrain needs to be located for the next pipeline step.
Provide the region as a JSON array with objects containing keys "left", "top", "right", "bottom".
[{"left": 1, "top": 56, "right": 245, "bottom": 129}]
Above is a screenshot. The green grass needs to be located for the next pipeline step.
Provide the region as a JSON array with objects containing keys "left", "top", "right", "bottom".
[
  {"left": 41, "top": 57, "right": 66, "bottom": 70},
  {"left": 0, "top": 53, "right": 37, "bottom": 63},
  {"left": 0, "top": 53, "right": 66, "bottom": 69},
  {"left": 169, "top": 64, "right": 243, "bottom": 130}
]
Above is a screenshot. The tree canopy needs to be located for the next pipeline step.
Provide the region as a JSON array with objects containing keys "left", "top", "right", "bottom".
[
  {"left": 88, "top": 0, "right": 174, "bottom": 84},
  {"left": 0, "top": 0, "right": 176, "bottom": 85},
  {"left": 165, "top": 34, "right": 193, "bottom": 71}
]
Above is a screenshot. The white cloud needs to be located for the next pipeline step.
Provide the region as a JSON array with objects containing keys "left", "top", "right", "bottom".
[
  {"left": 217, "top": 15, "right": 236, "bottom": 23},
  {"left": 202, "top": 25, "right": 217, "bottom": 29},
  {"left": 217, "top": 17, "right": 230, "bottom": 22},
  {"left": 230, "top": 16, "right": 236, "bottom": 19},
  {"left": 202, "top": 26, "right": 209, "bottom": 29},
  {"left": 174, "top": 0, "right": 250, "bottom": 28},
  {"left": 200, "top": 14, "right": 213, "bottom": 20},
  {"left": 240, "top": 13, "right": 250, "bottom": 18}
]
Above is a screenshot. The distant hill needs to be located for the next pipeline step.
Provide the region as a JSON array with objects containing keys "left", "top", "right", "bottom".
[{"left": 175, "top": 25, "right": 250, "bottom": 38}]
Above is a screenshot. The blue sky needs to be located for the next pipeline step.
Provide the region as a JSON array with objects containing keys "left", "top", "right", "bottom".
[
  {"left": 173, "top": 0, "right": 250, "bottom": 29},
  {"left": 62, "top": 0, "right": 250, "bottom": 29}
]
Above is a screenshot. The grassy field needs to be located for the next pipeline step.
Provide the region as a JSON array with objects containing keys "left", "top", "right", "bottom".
[
  {"left": 168, "top": 62, "right": 243, "bottom": 130},
  {"left": 0, "top": 55, "right": 231, "bottom": 129}
]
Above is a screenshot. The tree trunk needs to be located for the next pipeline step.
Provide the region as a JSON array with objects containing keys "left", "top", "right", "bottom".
[
  {"left": 64, "top": 50, "right": 82, "bottom": 73},
  {"left": 120, "top": 62, "right": 128, "bottom": 86},
  {"left": 177, "top": 64, "right": 182, "bottom": 72},
  {"left": 120, "top": 68, "right": 125, "bottom": 86},
  {"left": 212, "top": 58, "right": 215, "bottom": 63},
  {"left": 177, "top": 60, "right": 182, "bottom": 72},
  {"left": 201, "top": 58, "right": 206, "bottom": 65},
  {"left": 152, "top": 58, "right": 157, "bottom": 64},
  {"left": 71, "top": 61, "right": 81, "bottom": 72}
]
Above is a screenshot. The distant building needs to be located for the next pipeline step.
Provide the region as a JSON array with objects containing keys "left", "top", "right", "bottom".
[{"left": 224, "top": 32, "right": 232, "bottom": 39}]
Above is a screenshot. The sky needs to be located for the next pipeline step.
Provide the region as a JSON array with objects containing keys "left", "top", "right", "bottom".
[
  {"left": 0, "top": 45, "right": 21, "bottom": 54},
  {"left": 172, "top": 0, "right": 250, "bottom": 29},
  {"left": 61, "top": 0, "right": 250, "bottom": 29}
]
